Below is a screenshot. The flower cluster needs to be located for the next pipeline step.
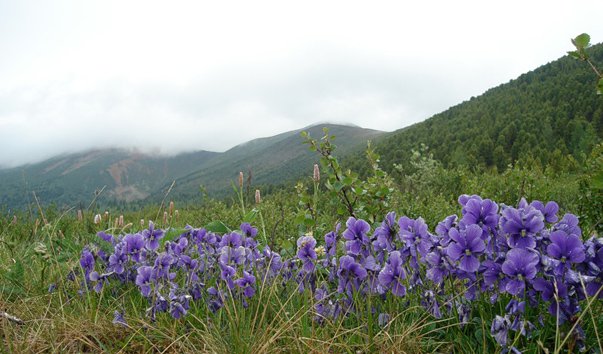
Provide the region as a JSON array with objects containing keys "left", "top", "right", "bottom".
[
  {"left": 76, "top": 196, "right": 602, "bottom": 352},
  {"left": 78, "top": 221, "right": 280, "bottom": 320}
]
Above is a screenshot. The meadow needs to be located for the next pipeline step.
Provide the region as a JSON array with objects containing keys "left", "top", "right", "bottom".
[{"left": 1, "top": 128, "right": 602, "bottom": 353}]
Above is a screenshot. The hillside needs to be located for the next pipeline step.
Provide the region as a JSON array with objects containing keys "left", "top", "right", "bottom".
[
  {"left": 151, "top": 124, "right": 385, "bottom": 201},
  {"left": 372, "top": 44, "right": 603, "bottom": 172},
  {"left": 0, "top": 124, "right": 384, "bottom": 209},
  {"left": 0, "top": 149, "right": 218, "bottom": 209}
]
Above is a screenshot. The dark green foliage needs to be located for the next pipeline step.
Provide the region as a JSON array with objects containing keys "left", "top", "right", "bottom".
[{"left": 373, "top": 44, "right": 603, "bottom": 173}]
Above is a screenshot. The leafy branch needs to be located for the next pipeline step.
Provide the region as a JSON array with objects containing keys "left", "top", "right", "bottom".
[{"left": 568, "top": 33, "right": 603, "bottom": 94}]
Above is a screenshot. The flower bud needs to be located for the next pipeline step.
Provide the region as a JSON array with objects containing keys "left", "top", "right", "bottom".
[
  {"left": 77, "top": 209, "right": 83, "bottom": 222},
  {"left": 169, "top": 201, "right": 175, "bottom": 216},
  {"left": 140, "top": 219, "right": 145, "bottom": 228},
  {"left": 239, "top": 171, "right": 244, "bottom": 188},
  {"left": 94, "top": 214, "right": 102, "bottom": 225},
  {"left": 163, "top": 211, "right": 168, "bottom": 225},
  {"left": 118, "top": 215, "right": 124, "bottom": 227},
  {"left": 313, "top": 164, "right": 320, "bottom": 182},
  {"left": 255, "top": 189, "right": 261, "bottom": 204}
]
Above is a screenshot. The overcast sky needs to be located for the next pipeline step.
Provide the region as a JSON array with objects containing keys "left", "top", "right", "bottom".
[{"left": 1, "top": 0, "right": 602, "bottom": 167}]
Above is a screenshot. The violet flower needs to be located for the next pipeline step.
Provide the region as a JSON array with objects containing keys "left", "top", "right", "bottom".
[
  {"left": 240, "top": 223, "right": 258, "bottom": 238},
  {"left": 219, "top": 232, "right": 243, "bottom": 248},
  {"left": 135, "top": 266, "right": 154, "bottom": 297},
  {"left": 108, "top": 243, "right": 127, "bottom": 275},
  {"left": 491, "top": 315, "right": 511, "bottom": 347},
  {"left": 398, "top": 216, "right": 432, "bottom": 258},
  {"left": 435, "top": 215, "right": 457, "bottom": 246},
  {"left": 154, "top": 253, "right": 174, "bottom": 279},
  {"left": 123, "top": 233, "right": 145, "bottom": 262},
  {"left": 425, "top": 248, "right": 450, "bottom": 285},
  {"left": 374, "top": 212, "right": 397, "bottom": 252},
  {"left": 546, "top": 230, "right": 585, "bottom": 275},
  {"left": 378, "top": 251, "right": 406, "bottom": 297},
  {"left": 502, "top": 248, "right": 540, "bottom": 296},
  {"left": 460, "top": 195, "right": 499, "bottom": 232},
  {"left": 80, "top": 249, "right": 95, "bottom": 276},
  {"left": 142, "top": 221, "right": 164, "bottom": 251},
  {"left": 342, "top": 217, "right": 371, "bottom": 256},
  {"left": 113, "top": 310, "right": 128, "bottom": 327},
  {"left": 297, "top": 235, "right": 317, "bottom": 273},
  {"left": 501, "top": 204, "right": 544, "bottom": 249},
  {"left": 446, "top": 224, "right": 486, "bottom": 273},
  {"left": 530, "top": 200, "right": 559, "bottom": 223},
  {"left": 337, "top": 255, "right": 367, "bottom": 295},
  {"left": 234, "top": 271, "right": 256, "bottom": 298}
]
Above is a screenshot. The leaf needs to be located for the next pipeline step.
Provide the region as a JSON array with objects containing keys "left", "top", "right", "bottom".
[
  {"left": 243, "top": 209, "right": 258, "bottom": 223},
  {"left": 205, "top": 221, "right": 231, "bottom": 234},
  {"left": 572, "top": 33, "right": 591, "bottom": 49},
  {"left": 567, "top": 50, "right": 581, "bottom": 59},
  {"left": 342, "top": 176, "right": 354, "bottom": 186}
]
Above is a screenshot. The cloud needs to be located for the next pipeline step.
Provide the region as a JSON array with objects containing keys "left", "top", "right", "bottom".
[{"left": 1, "top": 0, "right": 603, "bottom": 167}]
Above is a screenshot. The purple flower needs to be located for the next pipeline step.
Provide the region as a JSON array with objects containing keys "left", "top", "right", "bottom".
[
  {"left": 234, "top": 271, "right": 256, "bottom": 298},
  {"left": 446, "top": 224, "right": 486, "bottom": 273},
  {"left": 219, "top": 246, "right": 246, "bottom": 266},
  {"left": 170, "top": 301, "right": 187, "bottom": 319},
  {"left": 207, "top": 287, "right": 224, "bottom": 313},
  {"left": 533, "top": 277, "right": 567, "bottom": 302},
  {"left": 113, "top": 310, "right": 128, "bottom": 327},
  {"left": 502, "top": 248, "right": 540, "bottom": 296},
  {"left": 123, "top": 233, "right": 145, "bottom": 262},
  {"left": 135, "top": 266, "right": 154, "bottom": 297},
  {"left": 425, "top": 248, "right": 449, "bottom": 285},
  {"left": 97, "top": 231, "right": 114, "bottom": 244},
  {"left": 337, "top": 255, "right": 367, "bottom": 295},
  {"left": 262, "top": 246, "right": 283, "bottom": 274},
  {"left": 108, "top": 244, "right": 127, "bottom": 275},
  {"left": 142, "top": 221, "right": 164, "bottom": 251},
  {"left": 491, "top": 315, "right": 511, "bottom": 347},
  {"left": 435, "top": 215, "right": 457, "bottom": 246},
  {"left": 460, "top": 195, "right": 499, "bottom": 231},
  {"left": 154, "top": 253, "right": 174, "bottom": 279},
  {"left": 219, "top": 262, "right": 236, "bottom": 289},
  {"left": 547, "top": 230, "right": 585, "bottom": 265},
  {"left": 342, "top": 217, "right": 371, "bottom": 256},
  {"left": 554, "top": 214, "right": 582, "bottom": 238},
  {"left": 378, "top": 251, "right": 406, "bottom": 297},
  {"left": 240, "top": 223, "right": 258, "bottom": 238},
  {"left": 325, "top": 229, "right": 338, "bottom": 257},
  {"left": 80, "top": 249, "right": 95, "bottom": 275},
  {"left": 421, "top": 290, "right": 442, "bottom": 319},
  {"left": 170, "top": 237, "right": 189, "bottom": 256},
  {"left": 219, "top": 232, "right": 243, "bottom": 248},
  {"left": 374, "top": 212, "right": 397, "bottom": 252},
  {"left": 398, "top": 216, "right": 432, "bottom": 257},
  {"left": 297, "top": 235, "right": 317, "bottom": 273},
  {"left": 483, "top": 259, "right": 507, "bottom": 290},
  {"left": 501, "top": 205, "right": 544, "bottom": 249},
  {"left": 530, "top": 200, "right": 559, "bottom": 223}
]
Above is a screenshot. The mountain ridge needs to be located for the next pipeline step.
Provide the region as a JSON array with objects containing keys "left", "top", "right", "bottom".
[{"left": 0, "top": 123, "right": 384, "bottom": 209}]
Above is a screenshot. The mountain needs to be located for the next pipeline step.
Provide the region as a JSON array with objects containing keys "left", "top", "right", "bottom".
[
  {"left": 0, "top": 124, "right": 384, "bottom": 209},
  {"left": 0, "top": 149, "right": 218, "bottom": 209},
  {"left": 371, "top": 44, "right": 603, "bottom": 173},
  {"left": 160, "top": 124, "right": 384, "bottom": 201}
]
